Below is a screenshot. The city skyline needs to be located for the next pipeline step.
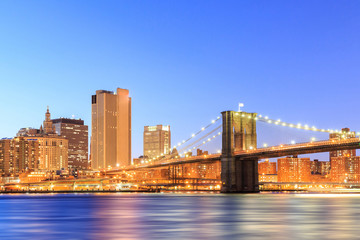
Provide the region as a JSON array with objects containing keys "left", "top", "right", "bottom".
[
  {"left": 1, "top": 1, "right": 360, "bottom": 160},
  {"left": 2, "top": 2, "right": 360, "bottom": 239}
]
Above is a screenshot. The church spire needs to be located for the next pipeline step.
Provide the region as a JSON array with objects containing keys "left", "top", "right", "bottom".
[{"left": 43, "top": 106, "right": 54, "bottom": 134}]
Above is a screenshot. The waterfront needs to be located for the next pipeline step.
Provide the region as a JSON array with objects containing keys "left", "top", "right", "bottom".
[{"left": 1, "top": 193, "right": 360, "bottom": 239}]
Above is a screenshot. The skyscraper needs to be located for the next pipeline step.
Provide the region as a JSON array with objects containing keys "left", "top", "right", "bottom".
[
  {"left": 52, "top": 118, "right": 88, "bottom": 170},
  {"left": 91, "top": 88, "right": 131, "bottom": 169},
  {"left": 143, "top": 125, "right": 171, "bottom": 160}
]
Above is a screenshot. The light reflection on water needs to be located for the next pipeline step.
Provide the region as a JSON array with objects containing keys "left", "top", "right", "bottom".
[{"left": 1, "top": 193, "right": 360, "bottom": 239}]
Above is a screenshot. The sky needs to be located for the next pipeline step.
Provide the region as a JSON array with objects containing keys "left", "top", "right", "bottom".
[{"left": 0, "top": 1, "right": 359, "bottom": 160}]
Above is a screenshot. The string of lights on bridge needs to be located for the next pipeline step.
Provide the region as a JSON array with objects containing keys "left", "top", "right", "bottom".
[
  {"left": 149, "top": 111, "right": 360, "bottom": 162},
  {"left": 146, "top": 116, "right": 222, "bottom": 161},
  {"left": 178, "top": 127, "right": 222, "bottom": 157},
  {"left": 238, "top": 112, "right": 360, "bottom": 136},
  {"left": 170, "top": 116, "right": 221, "bottom": 152}
]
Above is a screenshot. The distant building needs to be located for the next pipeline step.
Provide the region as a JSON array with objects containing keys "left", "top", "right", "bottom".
[
  {"left": 19, "top": 171, "right": 48, "bottom": 183},
  {"left": 196, "top": 149, "right": 208, "bottom": 156},
  {"left": 258, "top": 159, "right": 277, "bottom": 175},
  {"left": 23, "top": 136, "right": 68, "bottom": 171},
  {"left": 331, "top": 156, "right": 360, "bottom": 183},
  {"left": 259, "top": 174, "right": 277, "bottom": 183},
  {"left": 277, "top": 156, "right": 311, "bottom": 182},
  {"left": 91, "top": 88, "right": 131, "bottom": 169},
  {"left": 258, "top": 159, "right": 277, "bottom": 183},
  {"left": 0, "top": 137, "right": 39, "bottom": 176},
  {"left": 143, "top": 125, "right": 171, "bottom": 160},
  {"left": 310, "top": 174, "right": 329, "bottom": 183},
  {"left": 310, "top": 159, "right": 330, "bottom": 175},
  {"left": 52, "top": 118, "right": 88, "bottom": 170},
  {"left": 328, "top": 128, "right": 359, "bottom": 183},
  {"left": 17, "top": 128, "right": 40, "bottom": 137},
  {"left": 18, "top": 107, "right": 69, "bottom": 171},
  {"left": 133, "top": 156, "right": 145, "bottom": 165},
  {"left": 329, "top": 128, "right": 356, "bottom": 159}
]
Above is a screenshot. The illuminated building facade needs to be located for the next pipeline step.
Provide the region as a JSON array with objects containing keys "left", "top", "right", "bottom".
[
  {"left": 91, "top": 88, "right": 131, "bottom": 169},
  {"left": 0, "top": 137, "right": 39, "bottom": 176},
  {"left": 143, "top": 125, "right": 171, "bottom": 160},
  {"left": 52, "top": 118, "right": 88, "bottom": 170},
  {"left": 310, "top": 159, "right": 330, "bottom": 175},
  {"left": 329, "top": 128, "right": 356, "bottom": 159},
  {"left": 0, "top": 139, "right": 11, "bottom": 176},
  {"left": 277, "top": 157, "right": 311, "bottom": 182},
  {"left": 329, "top": 128, "right": 359, "bottom": 183},
  {"left": 16, "top": 107, "right": 69, "bottom": 171},
  {"left": 132, "top": 157, "right": 143, "bottom": 165},
  {"left": 258, "top": 159, "right": 277, "bottom": 174},
  {"left": 258, "top": 159, "right": 277, "bottom": 182},
  {"left": 259, "top": 174, "right": 277, "bottom": 182},
  {"left": 17, "top": 128, "right": 40, "bottom": 137},
  {"left": 24, "top": 136, "right": 68, "bottom": 171},
  {"left": 19, "top": 171, "right": 48, "bottom": 183},
  {"left": 331, "top": 156, "right": 360, "bottom": 183},
  {"left": 196, "top": 149, "right": 208, "bottom": 156}
]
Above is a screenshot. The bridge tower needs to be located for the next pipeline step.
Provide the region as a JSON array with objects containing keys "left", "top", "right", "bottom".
[{"left": 221, "top": 111, "right": 259, "bottom": 193}]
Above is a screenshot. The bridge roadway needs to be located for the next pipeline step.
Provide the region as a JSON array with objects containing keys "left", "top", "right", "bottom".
[{"left": 108, "top": 137, "right": 360, "bottom": 173}]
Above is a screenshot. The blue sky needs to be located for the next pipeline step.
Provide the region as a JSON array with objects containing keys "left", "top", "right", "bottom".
[{"left": 0, "top": 1, "right": 359, "bottom": 160}]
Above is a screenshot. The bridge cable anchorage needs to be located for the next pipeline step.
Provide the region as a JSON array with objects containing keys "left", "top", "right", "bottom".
[
  {"left": 177, "top": 125, "right": 222, "bottom": 155},
  {"left": 254, "top": 114, "right": 360, "bottom": 136}
]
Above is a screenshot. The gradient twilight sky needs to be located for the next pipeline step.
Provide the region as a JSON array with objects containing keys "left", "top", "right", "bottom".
[{"left": 0, "top": 1, "right": 359, "bottom": 160}]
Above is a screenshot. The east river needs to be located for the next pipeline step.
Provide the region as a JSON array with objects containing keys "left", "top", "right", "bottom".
[{"left": 1, "top": 192, "right": 360, "bottom": 239}]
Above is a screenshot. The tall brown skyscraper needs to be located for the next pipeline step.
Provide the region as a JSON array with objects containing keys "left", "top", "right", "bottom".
[
  {"left": 91, "top": 88, "right": 131, "bottom": 169},
  {"left": 52, "top": 118, "right": 89, "bottom": 170}
]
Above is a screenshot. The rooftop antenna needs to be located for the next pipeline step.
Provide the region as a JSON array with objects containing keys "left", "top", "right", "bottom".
[{"left": 238, "top": 103, "right": 244, "bottom": 112}]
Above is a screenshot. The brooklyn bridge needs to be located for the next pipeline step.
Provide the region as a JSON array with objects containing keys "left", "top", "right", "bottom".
[{"left": 106, "top": 110, "right": 360, "bottom": 193}]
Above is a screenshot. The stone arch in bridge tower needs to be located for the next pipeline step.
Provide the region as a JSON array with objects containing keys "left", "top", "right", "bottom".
[
  {"left": 221, "top": 110, "right": 259, "bottom": 193},
  {"left": 223, "top": 111, "right": 257, "bottom": 155}
]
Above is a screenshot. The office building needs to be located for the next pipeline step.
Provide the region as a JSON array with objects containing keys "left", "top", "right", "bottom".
[
  {"left": 143, "top": 125, "right": 171, "bottom": 160},
  {"left": 52, "top": 118, "right": 88, "bottom": 170},
  {"left": 91, "top": 88, "right": 131, "bottom": 169},
  {"left": 278, "top": 156, "right": 311, "bottom": 182}
]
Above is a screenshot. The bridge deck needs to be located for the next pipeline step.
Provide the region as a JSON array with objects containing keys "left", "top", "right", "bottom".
[{"left": 108, "top": 138, "right": 360, "bottom": 173}]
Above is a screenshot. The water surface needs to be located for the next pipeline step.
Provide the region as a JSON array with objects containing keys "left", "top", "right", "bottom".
[{"left": 1, "top": 192, "right": 360, "bottom": 239}]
